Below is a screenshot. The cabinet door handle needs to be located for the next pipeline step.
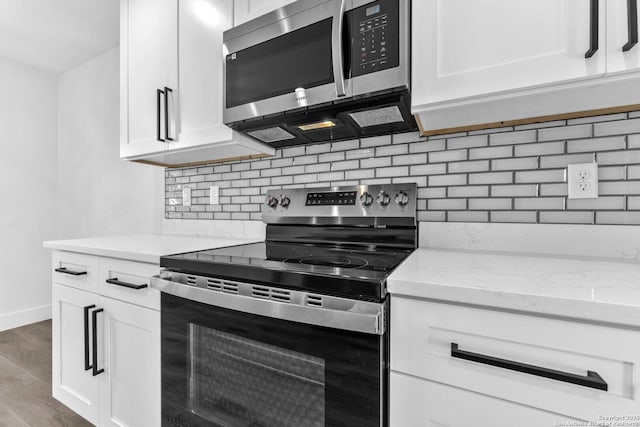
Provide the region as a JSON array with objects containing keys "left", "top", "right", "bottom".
[
  {"left": 83, "top": 304, "right": 96, "bottom": 371},
  {"left": 624, "top": 0, "right": 638, "bottom": 51},
  {"left": 332, "top": 0, "right": 347, "bottom": 97},
  {"left": 55, "top": 267, "right": 87, "bottom": 276},
  {"left": 92, "top": 308, "right": 104, "bottom": 376},
  {"left": 164, "top": 87, "right": 174, "bottom": 141},
  {"left": 106, "top": 278, "right": 148, "bottom": 290},
  {"left": 157, "top": 88, "right": 165, "bottom": 142},
  {"left": 585, "top": 0, "right": 599, "bottom": 58},
  {"left": 451, "top": 343, "right": 608, "bottom": 391}
]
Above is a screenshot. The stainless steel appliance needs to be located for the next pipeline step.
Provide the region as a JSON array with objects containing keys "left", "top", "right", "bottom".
[
  {"left": 152, "top": 184, "right": 416, "bottom": 427},
  {"left": 223, "top": 0, "right": 415, "bottom": 147}
]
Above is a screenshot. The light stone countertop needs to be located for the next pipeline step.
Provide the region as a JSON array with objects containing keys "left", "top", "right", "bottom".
[
  {"left": 388, "top": 248, "right": 640, "bottom": 328},
  {"left": 43, "top": 234, "right": 259, "bottom": 264}
]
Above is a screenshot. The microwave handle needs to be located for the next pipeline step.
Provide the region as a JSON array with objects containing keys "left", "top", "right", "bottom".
[{"left": 332, "top": 0, "right": 347, "bottom": 97}]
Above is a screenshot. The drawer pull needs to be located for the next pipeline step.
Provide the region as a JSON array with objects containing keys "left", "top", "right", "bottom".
[
  {"left": 83, "top": 305, "right": 96, "bottom": 371},
  {"left": 106, "top": 278, "right": 148, "bottom": 290},
  {"left": 450, "top": 343, "right": 608, "bottom": 391},
  {"left": 92, "top": 308, "right": 104, "bottom": 376},
  {"left": 55, "top": 267, "right": 87, "bottom": 276}
]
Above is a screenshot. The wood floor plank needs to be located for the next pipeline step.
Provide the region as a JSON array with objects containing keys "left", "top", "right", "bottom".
[
  {"left": 0, "top": 326, "right": 52, "bottom": 384},
  {"left": 0, "top": 399, "right": 30, "bottom": 427}
]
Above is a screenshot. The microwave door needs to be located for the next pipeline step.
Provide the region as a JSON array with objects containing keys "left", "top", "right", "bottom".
[{"left": 223, "top": 0, "right": 352, "bottom": 124}]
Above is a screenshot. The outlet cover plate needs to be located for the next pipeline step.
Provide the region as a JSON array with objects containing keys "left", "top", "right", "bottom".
[
  {"left": 209, "top": 186, "right": 219, "bottom": 205},
  {"left": 568, "top": 163, "right": 598, "bottom": 199}
]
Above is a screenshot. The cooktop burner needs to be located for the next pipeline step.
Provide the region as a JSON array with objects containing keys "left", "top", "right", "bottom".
[{"left": 284, "top": 255, "right": 369, "bottom": 269}]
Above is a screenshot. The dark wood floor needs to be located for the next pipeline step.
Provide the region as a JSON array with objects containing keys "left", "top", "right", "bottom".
[{"left": 0, "top": 320, "right": 92, "bottom": 427}]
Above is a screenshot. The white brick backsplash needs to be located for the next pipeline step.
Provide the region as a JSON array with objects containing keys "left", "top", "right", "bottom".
[
  {"left": 515, "top": 141, "right": 564, "bottom": 157},
  {"left": 490, "top": 211, "right": 537, "bottom": 223},
  {"left": 214, "top": 164, "right": 231, "bottom": 173},
  {"left": 448, "top": 160, "right": 490, "bottom": 173},
  {"left": 468, "top": 171, "right": 513, "bottom": 185},
  {"left": 294, "top": 174, "right": 318, "bottom": 184},
  {"left": 568, "top": 113, "right": 627, "bottom": 125},
  {"left": 447, "top": 186, "right": 489, "bottom": 198},
  {"left": 491, "top": 184, "right": 537, "bottom": 197},
  {"left": 629, "top": 134, "right": 640, "bottom": 149},
  {"left": 594, "top": 118, "right": 640, "bottom": 136},
  {"left": 318, "top": 172, "right": 344, "bottom": 182},
  {"left": 293, "top": 155, "right": 318, "bottom": 165},
  {"left": 629, "top": 165, "right": 640, "bottom": 179},
  {"left": 628, "top": 196, "right": 640, "bottom": 210},
  {"left": 469, "top": 146, "right": 512, "bottom": 160},
  {"left": 515, "top": 120, "right": 566, "bottom": 130},
  {"left": 393, "top": 176, "right": 428, "bottom": 186},
  {"left": 539, "top": 211, "right": 593, "bottom": 224},
  {"left": 332, "top": 160, "right": 360, "bottom": 171},
  {"left": 514, "top": 197, "right": 564, "bottom": 210},
  {"left": 394, "top": 153, "right": 427, "bottom": 166},
  {"left": 331, "top": 139, "right": 359, "bottom": 152},
  {"left": 318, "top": 152, "right": 345, "bottom": 163},
  {"left": 361, "top": 157, "right": 391, "bottom": 168},
  {"left": 409, "top": 140, "right": 446, "bottom": 153},
  {"left": 489, "top": 130, "right": 536, "bottom": 145},
  {"left": 598, "top": 166, "right": 626, "bottom": 181},
  {"left": 418, "top": 187, "right": 446, "bottom": 198},
  {"left": 429, "top": 149, "right": 467, "bottom": 163},
  {"left": 271, "top": 158, "right": 293, "bottom": 168},
  {"left": 567, "top": 136, "right": 626, "bottom": 153},
  {"left": 596, "top": 211, "right": 640, "bottom": 225},
  {"left": 599, "top": 181, "right": 640, "bottom": 195},
  {"left": 282, "top": 165, "right": 305, "bottom": 175},
  {"left": 271, "top": 176, "right": 293, "bottom": 185},
  {"left": 447, "top": 134, "right": 488, "bottom": 150},
  {"left": 361, "top": 135, "right": 391, "bottom": 147},
  {"left": 448, "top": 211, "right": 489, "bottom": 222},
  {"left": 231, "top": 162, "right": 251, "bottom": 172},
  {"left": 468, "top": 198, "right": 512, "bottom": 210},
  {"left": 346, "top": 148, "right": 375, "bottom": 159},
  {"left": 251, "top": 159, "right": 271, "bottom": 170},
  {"left": 282, "top": 146, "right": 305, "bottom": 157},
  {"left": 261, "top": 168, "right": 282, "bottom": 177},
  {"left": 410, "top": 163, "right": 446, "bottom": 175},
  {"left": 376, "top": 144, "right": 408, "bottom": 156},
  {"left": 377, "top": 166, "right": 408, "bottom": 178},
  {"left": 429, "top": 174, "right": 467, "bottom": 186},
  {"left": 428, "top": 199, "right": 466, "bottom": 210},
  {"left": 492, "top": 157, "right": 538, "bottom": 171},
  {"left": 240, "top": 170, "right": 260, "bottom": 179},
  {"left": 428, "top": 131, "right": 466, "bottom": 140},
  {"left": 306, "top": 143, "right": 331, "bottom": 154},
  {"left": 304, "top": 163, "right": 331, "bottom": 173},
  {"left": 538, "top": 124, "right": 592, "bottom": 141},
  {"left": 515, "top": 169, "right": 565, "bottom": 183},
  {"left": 567, "top": 197, "right": 626, "bottom": 210},
  {"left": 418, "top": 211, "right": 446, "bottom": 222},
  {"left": 539, "top": 153, "right": 593, "bottom": 168},
  {"left": 393, "top": 132, "right": 425, "bottom": 144},
  {"left": 597, "top": 150, "right": 640, "bottom": 165},
  {"left": 346, "top": 169, "right": 375, "bottom": 180}
]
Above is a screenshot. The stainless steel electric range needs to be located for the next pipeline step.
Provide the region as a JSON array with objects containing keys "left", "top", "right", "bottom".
[{"left": 152, "top": 184, "right": 417, "bottom": 427}]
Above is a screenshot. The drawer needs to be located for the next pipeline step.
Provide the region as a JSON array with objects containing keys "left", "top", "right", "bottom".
[
  {"left": 98, "top": 258, "right": 160, "bottom": 310},
  {"left": 390, "top": 371, "right": 581, "bottom": 427},
  {"left": 52, "top": 251, "right": 99, "bottom": 293},
  {"left": 391, "top": 297, "right": 640, "bottom": 421}
]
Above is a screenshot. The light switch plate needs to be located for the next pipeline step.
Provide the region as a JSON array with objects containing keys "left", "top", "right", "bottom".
[
  {"left": 210, "top": 186, "right": 219, "bottom": 205},
  {"left": 568, "top": 163, "right": 598, "bottom": 199},
  {"left": 182, "top": 187, "right": 192, "bottom": 206}
]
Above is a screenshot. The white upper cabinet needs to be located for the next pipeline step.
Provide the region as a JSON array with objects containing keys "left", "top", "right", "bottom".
[
  {"left": 412, "top": 0, "right": 606, "bottom": 109},
  {"left": 233, "top": 0, "right": 297, "bottom": 26},
  {"left": 120, "top": 0, "right": 275, "bottom": 167},
  {"left": 606, "top": 0, "right": 640, "bottom": 75}
]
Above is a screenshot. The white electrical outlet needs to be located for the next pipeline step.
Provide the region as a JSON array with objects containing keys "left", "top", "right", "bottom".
[
  {"left": 182, "top": 187, "right": 192, "bottom": 206},
  {"left": 568, "top": 163, "right": 598, "bottom": 199},
  {"left": 209, "top": 186, "right": 219, "bottom": 205}
]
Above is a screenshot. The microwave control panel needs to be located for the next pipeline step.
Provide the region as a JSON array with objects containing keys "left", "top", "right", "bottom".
[{"left": 349, "top": 0, "right": 399, "bottom": 77}]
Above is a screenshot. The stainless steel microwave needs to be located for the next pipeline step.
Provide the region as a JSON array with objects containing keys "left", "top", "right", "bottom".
[{"left": 223, "top": 0, "right": 415, "bottom": 148}]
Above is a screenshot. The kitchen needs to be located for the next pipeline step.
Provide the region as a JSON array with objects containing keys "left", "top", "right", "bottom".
[{"left": 0, "top": 0, "right": 639, "bottom": 426}]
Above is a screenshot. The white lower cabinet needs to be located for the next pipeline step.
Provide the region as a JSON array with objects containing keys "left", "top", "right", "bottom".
[{"left": 51, "top": 251, "right": 160, "bottom": 427}]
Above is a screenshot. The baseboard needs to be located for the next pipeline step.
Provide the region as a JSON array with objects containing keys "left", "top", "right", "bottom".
[{"left": 0, "top": 304, "right": 52, "bottom": 332}]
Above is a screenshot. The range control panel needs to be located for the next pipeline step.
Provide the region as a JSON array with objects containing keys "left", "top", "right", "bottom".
[
  {"left": 350, "top": 0, "right": 399, "bottom": 77},
  {"left": 262, "top": 184, "right": 417, "bottom": 226}
]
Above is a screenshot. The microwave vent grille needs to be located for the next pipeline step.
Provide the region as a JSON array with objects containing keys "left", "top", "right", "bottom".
[
  {"left": 349, "top": 106, "right": 404, "bottom": 128},
  {"left": 248, "top": 127, "right": 296, "bottom": 143}
]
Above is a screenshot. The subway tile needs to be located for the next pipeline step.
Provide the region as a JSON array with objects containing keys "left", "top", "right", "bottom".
[
  {"left": 394, "top": 153, "right": 427, "bottom": 166},
  {"left": 514, "top": 197, "right": 564, "bottom": 210},
  {"left": 231, "top": 196, "right": 251, "bottom": 204},
  {"left": 628, "top": 196, "right": 640, "bottom": 210},
  {"left": 221, "top": 172, "right": 241, "bottom": 180},
  {"left": 271, "top": 176, "right": 293, "bottom": 185},
  {"left": 260, "top": 168, "right": 282, "bottom": 177},
  {"left": 596, "top": 211, "right": 640, "bottom": 225},
  {"left": 377, "top": 144, "right": 408, "bottom": 156},
  {"left": 221, "top": 188, "right": 241, "bottom": 196},
  {"left": 214, "top": 164, "right": 231, "bottom": 173},
  {"left": 447, "top": 211, "right": 489, "bottom": 222},
  {"left": 197, "top": 166, "right": 214, "bottom": 174},
  {"left": 271, "top": 158, "right": 294, "bottom": 168},
  {"left": 538, "top": 124, "right": 591, "bottom": 141},
  {"left": 447, "top": 134, "right": 488, "bottom": 150},
  {"left": 567, "top": 113, "right": 627, "bottom": 125},
  {"left": 468, "top": 126, "right": 513, "bottom": 135},
  {"left": 515, "top": 169, "right": 565, "bottom": 183},
  {"left": 418, "top": 187, "right": 446, "bottom": 198},
  {"left": 361, "top": 178, "right": 392, "bottom": 185},
  {"left": 491, "top": 184, "right": 537, "bottom": 197},
  {"left": 330, "top": 180, "right": 360, "bottom": 187},
  {"left": 305, "top": 182, "right": 328, "bottom": 188},
  {"left": 294, "top": 174, "right": 319, "bottom": 184},
  {"left": 429, "top": 174, "right": 467, "bottom": 186},
  {"left": 630, "top": 111, "right": 640, "bottom": 118},
  {"left": 304, "top": 163, "right": 331, "bottom": 173},
  {"left": 469, "top": 145, "right": 513, "bottom": 160},
  {"left": 515, "top": 120, "right": 566, "bottom": 130},
  {"left": 567, "top": 196, "right": 625, "bottom": 210},
  {"left": 240, "top": 187, "right": 260, "bottom": 196},
  {"left": 418, "top": 211, "right": 446, "bottom": 222},
  {"left": 491, "top": 157, "right": 538, "bottom": 171},
  {"left": 428, "top": 131, "right": 467, "bottom": 140},
  {"left": 393, "top": 132, "right": 426, "bottom": 144},
  {"left": 204, "top": 173, "right": 222, "bottom": 181},
  {"left": 429, "top": 149, "right": 467, "bottom": 163},
  {"left": 597, "top": 150, "right": 640, "bottom": 165},
  {"left": 598, "top": 166, "right": 626, "bottom": 181},
  {"left": 231, "top": 162, "right": 251, "bottom": 172},
  {"left": 377, "top": 166, "right": 409, "bottom": 178},
  {"left": 250, "top": 195, "right": 264, "bottom": 204},
  {"left": 282, "top": 165, "right": 305, "bottom": 175},
  {"left": 306, "top": 143, "right": 331, "bottom": 154},
  {"left": 318, "top": 152, "right": 345, "bottom": 163},
  {"left": 318, "top": 172, "right": 344, "bottom": 182},
  {"left": 362, "top": 157, "right": 392, "bottom": 168},
  {"left": 409, "top": 140, "right": 446, "bottom": 153},
  {"left": 166, "top": 177, "right": 176, "bottom": 184},
  {"left": 567, "top": 136, "right": 626, "bottom": 153},
  {"left": 448, "top": 160, "right": 490, "bottom": 173},
  {"left": 215, "top": 212, "right": 231, "bottom": 220},
  {"left": 539, "top": 211, "right": 594, "bottom": 224},
  {"left": 599, "top": 181, "right": 640, "bottom": 195},
  {"left": 468, "top": 198, "right": 512, "bottom": 210},
  {"left": 175, "top": 177, "right": 190, "bottom": 184},
  {"left": 240, "top": 204, "right": 261, "bottom": 212},
  {"left": 490, "top": 211, "right": 537, "bottom": 223},
  {"left": 219, "top": 196, "right": 231, "bottom": 204},
  {"left": 250, "top": 212, "right": 262, "bottom": 220},
  {"left": 540, "top": 153, "right": 593, "bottom": 168},
  {"left": 231, "top": 213, "right": 251, "bottom": 220},
  {"left": 282, "top": 146, "right": 305, "bottom": 157},
  {"left": 428, "top": 199, "right": 466, "bottom": 210},
  {"left": 182, "top": 168, "right": 198, "bottom": 176},
  {"left": 346, "top": 169, "right": 375, "bottom": 180},
  {"left": 515, "top": 141, "right": 565, "bottom": 157},
  {"left": 410, "top": 163, "right": 447, "bottom": 175},
  {"left": 468, "top": 171, "right": 513, "bottom": 185},
  {"left": 629, "top": 134, "right": 640, "bottom": 149},
  {"left": 189, "top": 175, "right": 205, "bottom": 183},
  {"left": 250, "top": 177, "right": 271, "bottom": 187},
  {"left": 251, "top": 159, "right": 271, "bottom": 170},
  {"left": 447, "top": 186, "right": 489, "bottom": 198},
  {"left": 417, "top": 199, "right": 427, "bottom": 210},
  {"left": 240, "top": 170, "right": 260, "bottom": 179},
  {"left": 222, "top": 204, "right": 241, "bottom": 212},
  {"left": 196, "top": 212, "right": 214, "bottom": 220},
  {"left": 167, "top": 170, "right": 183, "bottom": 178},
  {"left": 331, "top": 139, "right": 359, "bottom": 151},
  {"left": 346, "top": 148, "right": 375, "bottom": 159},
  {"left": 629, "top": 165, "right": 640, "bottom": 179},
  {"left": 393, "top": 176, "right": 428, "bottom": 186},
  {"left": 293, "top": 155, "right": 318, "bottom": 165},
  {"left": 489, "top": 130, "right": 537, "bottom": 146},
  {"left": 361, "top": 135, "right": 391, "bottom": 147},
  {"left": 594, "top": 118, "right": 640, "bottom": 136},
  {"left": 332, "top": 160, "right": 360, "bottom": 171}
]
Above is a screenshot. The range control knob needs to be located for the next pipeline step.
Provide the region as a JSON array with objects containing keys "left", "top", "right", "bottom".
[
  {"left": 395, "top": 191, "right": 409, "bottom": 206},
  {"left": 280, "top": 196, "right": 291, "bottom": 208},
  {"left": 376, "top": 191, "right": 390, "bottom": 206},
  {"left": 265, "top": 195, "right": 278, "bottom": 208},
  {"left": 359, "top": 192, "right": 373, "bottom": 206}
]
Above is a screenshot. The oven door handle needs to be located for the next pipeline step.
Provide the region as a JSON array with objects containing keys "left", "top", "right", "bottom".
[
  {"left": 151, "top": 276, "right": 386, "bottom": 335},
  {"left": 332, "top": 0, "right": 347, "bottom": 97}
]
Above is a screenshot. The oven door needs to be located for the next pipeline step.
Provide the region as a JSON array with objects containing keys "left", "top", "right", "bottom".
[{"left": 159, "top": 291, "right": 387, "bottom": 427}]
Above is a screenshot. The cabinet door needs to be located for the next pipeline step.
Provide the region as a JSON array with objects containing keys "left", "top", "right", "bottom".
[
  {"left": 412, "top": 0, "right": 606, "bottom": 109},
  {"left": 234, "top": 0, "right": 297, "bottom": 26},
  {"left": 52, "top": 283, "right": 100, "bottom": 425},
  {"left": 120, "top": 0, "right": 177, "bottom": 158},
  {"left": 174, "top": 0, "right": 235, "bottom": 149},
  {"left": 607, "top": 0, "right": 640, "bottom": 74},
  {"left": 99, "top": 296, "right": 161, "bottom": 427}
]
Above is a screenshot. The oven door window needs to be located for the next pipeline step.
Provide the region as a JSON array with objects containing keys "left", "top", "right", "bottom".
[{"left": 162, "top": 293, "right": 384, "bottom": 427}]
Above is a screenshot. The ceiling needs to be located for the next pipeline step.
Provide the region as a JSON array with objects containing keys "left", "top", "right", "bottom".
[{"left": 0, "top": 0, "right": 119, "bottom": 74}]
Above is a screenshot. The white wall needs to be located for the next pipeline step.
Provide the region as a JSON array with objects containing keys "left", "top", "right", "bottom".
[
  {"left": 57, "top": 47, "right": 164, "bottom": 239},
  {"left": 0, "top": 56, "right": 58, "bottom": 331}
]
